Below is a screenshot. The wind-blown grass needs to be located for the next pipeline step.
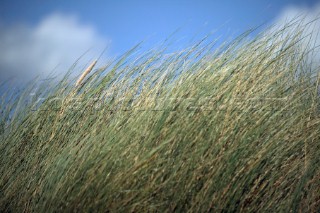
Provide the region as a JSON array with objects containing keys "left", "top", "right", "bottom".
[{"left": 0, "top": 20, "right": 319, "bottom": 212}]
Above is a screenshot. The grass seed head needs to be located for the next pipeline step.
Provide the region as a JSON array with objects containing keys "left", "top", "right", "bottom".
[{"left": 75, "top": 59, "right": 97, "bottom": 86}]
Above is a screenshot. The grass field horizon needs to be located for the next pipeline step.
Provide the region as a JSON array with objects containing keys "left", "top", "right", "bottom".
[{"left": 0, "top": 19, "right": 320, "bottom": 212}]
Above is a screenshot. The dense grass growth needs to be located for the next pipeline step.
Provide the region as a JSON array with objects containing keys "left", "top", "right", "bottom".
[{"left": 0, "top": 21, "right": 320, "bottom": 212}]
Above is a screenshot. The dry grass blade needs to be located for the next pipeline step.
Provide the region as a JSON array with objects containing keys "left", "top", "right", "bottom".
[{"left": 75, "top": 59, "right": 97, "bottom": 86}]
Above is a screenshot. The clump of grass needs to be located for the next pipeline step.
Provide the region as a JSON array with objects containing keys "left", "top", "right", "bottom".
[{"left": 0, "top": 20, "right": 319, "bottom": 212}]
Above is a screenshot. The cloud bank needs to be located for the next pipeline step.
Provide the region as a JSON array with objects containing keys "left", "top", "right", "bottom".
[{"left": 0, "top": 13, "right": 109, "bottom": 81}]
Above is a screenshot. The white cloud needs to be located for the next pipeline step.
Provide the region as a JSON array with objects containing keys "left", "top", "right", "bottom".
[
  {"left": 271, "top": 3, "right": 320, "bottom": 71},
  {"left": 0, "top": 13, "right": 110, "bottom": 81}
]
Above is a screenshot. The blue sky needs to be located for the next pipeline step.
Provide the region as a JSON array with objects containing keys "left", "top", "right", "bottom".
[
  {"left": 1, "top": 0, "right": 319, "bottom": 53},
  {"left": 0, "top": 0, "right": 320, "bottom": 81}
]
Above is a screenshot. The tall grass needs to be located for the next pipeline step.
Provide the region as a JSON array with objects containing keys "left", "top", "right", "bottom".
[{"left": 0, "top": 20, "right": 319, "bottom": 212}]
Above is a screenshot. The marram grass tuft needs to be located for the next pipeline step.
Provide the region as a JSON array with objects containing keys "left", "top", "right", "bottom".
[{"left": 0, "top": 20, "right": 320, "bottom": 212}]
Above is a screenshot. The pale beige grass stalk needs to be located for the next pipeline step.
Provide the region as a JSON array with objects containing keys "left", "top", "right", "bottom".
[{"left": 76, "top": 59, "right": 98, "bottom": 86}]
